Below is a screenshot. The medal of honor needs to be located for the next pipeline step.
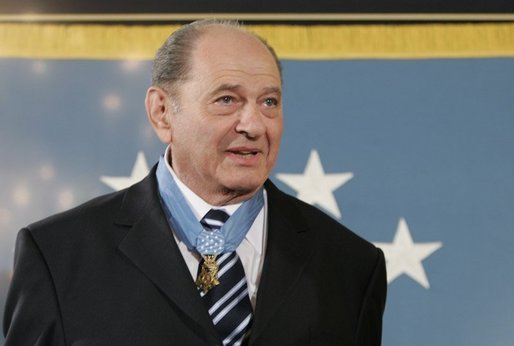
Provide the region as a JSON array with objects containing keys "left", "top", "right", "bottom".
[{"left": 196, "top": 255, "right": 220, "bottom": 293}]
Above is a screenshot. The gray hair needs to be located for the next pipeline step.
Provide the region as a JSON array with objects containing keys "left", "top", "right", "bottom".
[{"left": 151, "top": 19, "right": 283, "bottom": 95}]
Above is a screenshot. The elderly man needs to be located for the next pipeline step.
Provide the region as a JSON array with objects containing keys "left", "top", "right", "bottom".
[{"left": 4, "top": 20, "right": 386, "bottom": 345}]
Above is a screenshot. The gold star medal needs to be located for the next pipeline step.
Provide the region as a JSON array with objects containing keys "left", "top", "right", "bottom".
[{"left": 196, "top": 255, "right": 220, "bottom": 293}]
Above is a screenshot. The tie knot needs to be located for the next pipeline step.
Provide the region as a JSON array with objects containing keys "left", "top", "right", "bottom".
[{"left": 201, "top": 209, "right": 229, "bottom": 231}]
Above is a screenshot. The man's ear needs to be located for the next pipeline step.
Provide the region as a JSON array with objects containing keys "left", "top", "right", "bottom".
[{"left": 145, "top": 86, "right": 174, "bottom": 144}]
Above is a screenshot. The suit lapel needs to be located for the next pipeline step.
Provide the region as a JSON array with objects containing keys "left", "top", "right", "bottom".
[
  {"left": 112, "top": 172, "right": 311, "bottom": 343},
  {"left": 250, "top": 180, "right": 314, "bottom": 341},
  {"left": 115, "top": 168, "right": 219, "bottom": 344}
]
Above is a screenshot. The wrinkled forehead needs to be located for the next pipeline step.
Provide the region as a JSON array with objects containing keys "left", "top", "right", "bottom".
[{"left": 190, "top": 26, "right": 282, "bottom": 82}]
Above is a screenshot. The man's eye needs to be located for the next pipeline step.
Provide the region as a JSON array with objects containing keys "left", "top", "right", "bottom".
[
  {"left": 264, "top": 98, "right": 278, "bottom": 107},
  {"left": 217, "top": 96, "right": 234, "bottom": 104}
]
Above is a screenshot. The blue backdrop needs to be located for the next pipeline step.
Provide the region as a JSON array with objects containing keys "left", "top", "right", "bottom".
[{"left": 1, "top": 57, "right": 513, "bottom": 345}]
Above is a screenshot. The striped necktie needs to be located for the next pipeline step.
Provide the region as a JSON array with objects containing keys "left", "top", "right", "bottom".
[{"left": 198, "top": 209, "right": 253, "bottom": 346}]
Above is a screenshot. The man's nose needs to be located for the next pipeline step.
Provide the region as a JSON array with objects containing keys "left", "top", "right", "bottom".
[{"left": 235, "top": 103, "right": 266, "bottom": 138}]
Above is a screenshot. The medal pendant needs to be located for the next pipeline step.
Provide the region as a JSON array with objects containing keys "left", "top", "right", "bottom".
[{"left": 196, "top": 255, "right": 220, "bottom": 293}]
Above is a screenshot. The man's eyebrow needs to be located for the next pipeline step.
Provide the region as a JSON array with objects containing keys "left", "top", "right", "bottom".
[
  {"left": 208, "top": 84, "right": 282, "bottom": 97},
  {"left": 209, "top": 84, "right": 241, "bottom": 96},
  {"left": 262, "top": 87, "right": 282, "bottom": 97}
]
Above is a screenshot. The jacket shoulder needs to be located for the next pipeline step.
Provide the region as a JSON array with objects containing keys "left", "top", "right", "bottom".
[
  {"left": 266, "top": 179, "right": 380, "bottom": 259},
  {"left": 27, "top": 166, "right": 159, "bottom": 239},
  {"left": 27, "top": 189, "right": 125, "bottom": 236}
]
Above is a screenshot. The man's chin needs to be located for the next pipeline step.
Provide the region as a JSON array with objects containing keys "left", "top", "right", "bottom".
[
  {"left": 219, "top": 179, "right": 264, "bottom": 202},
  {"left": 221, "top": 184, "right": 258, "bottom": 196}
]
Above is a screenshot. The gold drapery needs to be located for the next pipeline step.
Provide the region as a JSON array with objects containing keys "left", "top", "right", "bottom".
[{"left": 1, "top": 23, "right": 513, "bottom": 59}]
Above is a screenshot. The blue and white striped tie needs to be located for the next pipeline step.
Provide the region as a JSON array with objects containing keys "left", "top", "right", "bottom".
[{"left": 199, "top": 209, "right": 253, "bottom": 346}]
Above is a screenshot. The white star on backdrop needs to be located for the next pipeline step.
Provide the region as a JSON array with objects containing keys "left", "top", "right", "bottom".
[
  {"left": 100, "top": 151, "right": 150, "bottom": 191},
  {"left": 374, "top": 218, "right": 442, "bottom": 289},
  {"left": 275, "top": 149, "right": 353, "bottom": 219}
]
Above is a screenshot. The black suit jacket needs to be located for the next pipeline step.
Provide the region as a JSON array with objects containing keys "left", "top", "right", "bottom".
[{"left": 3, "top": 168, "right": 386, "bottom": 346}]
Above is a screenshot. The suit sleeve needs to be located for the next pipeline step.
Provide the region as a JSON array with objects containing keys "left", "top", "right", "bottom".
[
  {"left": 353, "top": 248, "right": 387, "bottom": 346},
  {"left": 3, "top": 228, "right": 66, "bottom": 346}
]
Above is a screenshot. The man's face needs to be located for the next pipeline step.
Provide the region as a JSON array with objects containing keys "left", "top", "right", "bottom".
[{"left": 169, "top": 27, "right": 283, "bottom": 205}]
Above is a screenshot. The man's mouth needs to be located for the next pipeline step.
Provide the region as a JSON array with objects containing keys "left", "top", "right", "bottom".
[
  {"left": 228, "top": 149, "right": 260, "bottom": 156},
  {"left": 235, "top": 151, "right": 258, "bottom": 156}
]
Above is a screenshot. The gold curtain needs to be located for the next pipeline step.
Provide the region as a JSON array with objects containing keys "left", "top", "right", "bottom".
[{"left": 1, "top": 23, "right": 513, "bottom": 59}]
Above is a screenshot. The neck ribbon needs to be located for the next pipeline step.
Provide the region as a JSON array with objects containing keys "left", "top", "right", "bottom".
[{"left": 156, "top": 156, "right": 264, "bottom": 255}]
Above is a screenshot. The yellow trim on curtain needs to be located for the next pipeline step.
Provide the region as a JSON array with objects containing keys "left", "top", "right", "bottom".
[{"left": 1, "top": 23, "right": 513, "bottom": 60}]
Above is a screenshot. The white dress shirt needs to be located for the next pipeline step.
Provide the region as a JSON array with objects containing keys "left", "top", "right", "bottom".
[{"left": 163, "top": 147, "right": 267, "bottom": 307}]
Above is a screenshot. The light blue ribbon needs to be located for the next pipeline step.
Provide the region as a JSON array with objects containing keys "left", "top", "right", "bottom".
[{"left": 156, "top": 156, "right": 264, "bottom": 255}]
